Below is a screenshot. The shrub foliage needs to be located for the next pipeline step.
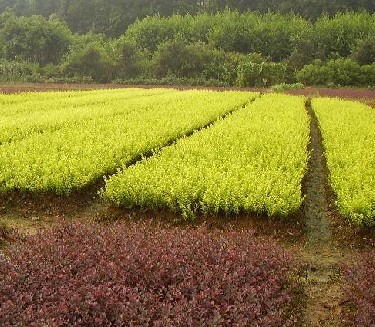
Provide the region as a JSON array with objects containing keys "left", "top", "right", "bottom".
[
  {"left": 312, "top": 98, "right": 375, "bottom": 226},
  {"left": 0, "top": 89, "right": 252, "bottom": 194},
  {"left": 0, "top": 222, "right": 298, "bottom": 326},
  {"left": 343, "top": 250, "right": 375, "bottom": 327},
  {"left": 104, "top": 94, "right": 309, "bottom": 219}
]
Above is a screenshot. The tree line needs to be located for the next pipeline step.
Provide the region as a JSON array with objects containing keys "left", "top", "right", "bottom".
[
  {"left": 0, "top": 0, "right": 374, "bottom": 37},
  {"left": 0, "top": 9, "right": 374, "bottom": 87}
]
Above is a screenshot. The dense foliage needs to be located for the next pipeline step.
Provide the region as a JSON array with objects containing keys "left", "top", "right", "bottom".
[
  {"left": 0, "top": 0, "right": 374, "bottom": 36},
  {"left": 104, "top": 94, "right": 309, "bottom": 218},
  {"left": 0, "top": 221, "right": 299, "bottom": 326},
  {"left": 312, "top": 98, "right": 375, "bottom": 226},
  {"left": 0, "top": 88, "right": 173, "bottom": 143},
  {"left": 0, "top": 89, "right": 254, "bottom": 194},
  {"left": 0, "top": 13, "right": 71, "bottom": 65},
  {"left": 296, "top": 59, "right": 375, "bottom": 87},
  {"left": 0, "top": 9, "right": 374, "bottom": 87},
  {"left": 343, "top": 250, "right": 375, "bottom": 326}
]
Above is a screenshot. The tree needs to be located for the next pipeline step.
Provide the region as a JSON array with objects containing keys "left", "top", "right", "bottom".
[
  {"left": 62, "top": 33, "right": 115, "bottom": 82},
  {"left": 0, "top": 13, "right": 72, "bottom": 65},
  {"left": 351, "top": 36, "right": 375, "bottom": 65}
]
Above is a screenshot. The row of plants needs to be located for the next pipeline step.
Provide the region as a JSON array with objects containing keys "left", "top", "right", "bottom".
[
  {"left": 0, "top": 90, "right": 255, "bottom": 194},
  {"left": 1, "top": 220, "right": 372, "bottom": 326},
  {"left": 0, "top": 221, "right": 300, "bottom": 326},
  {"left": 343, "top": 250, "right": 375, "bottom": 326},
  {"left": 312, "top": 98, "right": 375, "bottom": 226},
  {"left": 0, "top": 87, "right": 171, "bottom": 113},
  {"left": 103, "top": 94, "right": 309, "bottom": 218},
  {"left": 0, "top": 88, "right": 176, "bottom": 143}
]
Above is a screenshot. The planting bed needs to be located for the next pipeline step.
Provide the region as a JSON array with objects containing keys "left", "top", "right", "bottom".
[
  {"left": 104, "top": 94, "right": 309, "bottom": 218},
  {"left": 0, "top": 222, "right": 300, "bottom": 326},
  {"left": 342, "top": 250, "right": 375, "bottom": 326},
  {"left": 0, "top": 89, "right": 254, "bottom": 194},
  {"left": 312, "top": 98, "right": 375, "bottom": 226}
]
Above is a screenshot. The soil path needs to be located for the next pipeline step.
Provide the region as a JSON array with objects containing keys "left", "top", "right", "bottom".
[{"left": 302, "top": 99, "right": 344, "bottom": 326}]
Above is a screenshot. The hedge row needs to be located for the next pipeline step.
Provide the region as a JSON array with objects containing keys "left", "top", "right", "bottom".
[{"left": 0, "top": 221, "right": 299, "bottom": 326}]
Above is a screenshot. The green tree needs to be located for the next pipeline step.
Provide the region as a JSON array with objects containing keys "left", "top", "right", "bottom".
[
  {"left": 313, "top": 12, "right": 375, "bottom": 60},
  {"left": 351, "top": 36, "right": 375, "bottom": 65},
  {"left": 113, "top": 37, "right": 141, "bottom": 78},
  {"left": 0, "top": 13, "right": 72, "bottom": 65},
  {"left": 62, "top": 33, "right": 115, "bottom": 82}
]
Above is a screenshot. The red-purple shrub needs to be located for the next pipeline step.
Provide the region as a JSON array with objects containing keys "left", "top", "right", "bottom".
[
  {"left": 0, "top": 221, "right": 298, "bottom": 326},
  {"left": 343, "top": 250, "right": 375, "bottom": 327},
  {"left": 0, "top": 224, "right": 19, "bottom": 246}
]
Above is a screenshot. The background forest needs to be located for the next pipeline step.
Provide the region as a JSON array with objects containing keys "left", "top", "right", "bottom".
[{"left": 0, "top": 0, "right": 374, "bottom": 87}]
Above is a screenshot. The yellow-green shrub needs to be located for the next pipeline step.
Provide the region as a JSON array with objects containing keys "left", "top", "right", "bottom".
[
  {"left": 313, "top": 98, "right": 375, "bottom": 226},
  {"left": 104, "top": 94, "right": 309, "bottom": 218}
]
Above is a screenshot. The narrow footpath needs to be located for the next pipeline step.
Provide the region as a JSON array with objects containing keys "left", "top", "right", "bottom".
[{"left": 302, "top": 99, "right": 343, "bottom": 326}]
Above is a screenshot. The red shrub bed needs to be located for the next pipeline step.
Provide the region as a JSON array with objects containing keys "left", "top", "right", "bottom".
[
  {"left": 0, "top": 221, "right": 299, "bottom": 326},
  {"left": 343, "top": 250, "right": 375, "bottom": 327}
]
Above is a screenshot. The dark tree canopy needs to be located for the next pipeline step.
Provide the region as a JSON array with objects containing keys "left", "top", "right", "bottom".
[
  {"left": 0, "top": 3, "right": 373, "bottom": 86},
  {"left": 0, "top": 0, "right": 374, "bottom": 36}
]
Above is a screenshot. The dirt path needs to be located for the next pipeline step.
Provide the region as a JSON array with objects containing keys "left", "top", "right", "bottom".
[{"left": 302, "top": 99, "right": 344, "bottom": 326}]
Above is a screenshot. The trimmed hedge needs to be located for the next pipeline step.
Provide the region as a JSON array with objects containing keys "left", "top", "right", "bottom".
[
  {"left": 343, "top": 251, "right": 375, "bottom": 327},
  {"left": 0, "top": 222, "right": 299, "bottom": 326}
]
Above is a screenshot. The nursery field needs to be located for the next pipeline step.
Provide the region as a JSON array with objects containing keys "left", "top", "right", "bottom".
[
  {"left": 0, "top": 86, "right": 374, "bottom": 327},
  {"left": 104, "top": 94, "right": 309, "bottom": 218},
  {"left": 0, "top": 88, "right": 255, "bottom": 194},
  {"left": 0, "top": 88, "right": 373, "bottom": 224}
]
